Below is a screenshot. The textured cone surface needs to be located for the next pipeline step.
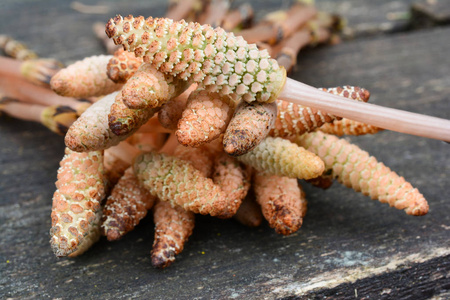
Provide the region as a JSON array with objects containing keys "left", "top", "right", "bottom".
[
  {"left": 295, "top": 131, "right": 429, "bottom": 216},
  {"left": 150, "top": 142, "right": 213, "bottom": 268},
  {"left": 253, "top": 173, "right": 307, "bottom": 235},
  {"left": 176, "top": 90, "right": 235, "bottom": 147},
  {"left": 323, "top": 86, "right": 370, "bottom": 102},
  {"left": 65, "top": 92, "right": 136, "bottom": 151},
  {"left": 271, "top": 99, "right": 335, "bottom": 138},
  {"left": 271, "top": 86, "right": 370, "bottom": 138},
  {"left": 213, "top": 153, "right": 251, "bottom": 217},
  {"left": 236, "top": 136, "right": 324, "bottom": 180},
  {"left": 133, "top": 151, "right": 229, "bottom": 217},
  {"left": 224, "top": 101, "right": 277, "bottom": 156},
  {"left": 151, "top": 200, "right": 195, "bottom": 269},
  {"left": 319, "top": 118, "right": 383, "bottom": 136},
  {"left": 173, "top": 144, "right": 214, "bottom": 177},
  {"left": 102, "top": 168, "right": 156, "bottom": 241},
  {"left": 108, "top": 90, "right": 159, "bottom": 136},
  {"left": 50, "top": 148, "right": 106, "bottom": 257},
  {"left": 107, "top": 48, "right": 143, "bottom": 83},
  {"left": 158, "top": 93, "right": 189, "bottom": 130},
  {"left": 51, "top": 55, "right": 122, "bottom": 98},
  {"left": 121, "top": 63, "right": 188, "bottom": 109},
  {"left": 105, "top": 15, "right": 286, "bottom": 103}
]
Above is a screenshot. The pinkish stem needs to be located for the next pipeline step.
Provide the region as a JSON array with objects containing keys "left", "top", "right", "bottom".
[{"left": 279, "top": 78, "right": 450, "bottom": 142}]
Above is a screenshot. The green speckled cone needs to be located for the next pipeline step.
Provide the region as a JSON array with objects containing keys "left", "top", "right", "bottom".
[{"left": 106, "top": 15, "right": 286, "bottom": 103}]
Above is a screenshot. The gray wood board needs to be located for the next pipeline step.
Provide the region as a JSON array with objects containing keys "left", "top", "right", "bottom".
[
  {"left": 1, "top": 1, "right": 450, "bottom": 299},
  {"left": 0, "top": 0, "right": 425, "bottom": 61},
  {"left": 412, "top": 0, "right": 450, "bottom": 27},
  {"left": 297, "top": 255, "right": 450, "bottom": 299}
]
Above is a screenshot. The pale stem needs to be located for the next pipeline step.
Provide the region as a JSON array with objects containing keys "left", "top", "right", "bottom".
[
  {"left": 281, "top": 4, "right": 317, "bottom": 38},
  {"left": 107, "top": 142, "right": 141, "bottom": 165},
  {"left": 279, "top": 78, "right": 450, "bottom": 142},
  {"left": 198, "top": 0, "right": 230, "bottom": 27},
  {"left": 1, "top": 101, "right": 44, "bottom": 123},
  {"left": 0, "top": 56, "right": 22, "bottom": 78},
  {"left": 0, "top": 72, "right": 82, "bottom": 109},
  {"left": 137, "top": 116, "right": 173, "bottom": 134},
  {"left": 177, "top": 83, "right": 198, "bottom": 100},
  {"left": 166, "top": 0, "right": 197, "bottom": 21},
  {"left": 273, "top": 29, "right": 310, "bottom": 57},
  {"left": 238, "top": 23, "right": 275, "bottom": 44},
  {"left": 273, "top": 26, "right": 330, "bottom": 73},
  {"left": 159, "top": 134, "right": 179, "bottom": 155},
  {"left": 221, "top": 4, "right": 253, "bottom": 31},
  {"left": 128, "top": 132, "right": 167, "bottom": 151},
  {"left": 238, "top": 5, "right": 316, "bottom": 45}
]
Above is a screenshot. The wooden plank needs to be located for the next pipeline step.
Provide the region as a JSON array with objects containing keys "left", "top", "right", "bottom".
[
  {"left": 411, "top": 0, "right": 450, "bottom": 28},
  {"left": 238, "top": 0, "right": 419, "bottom": 37},
  {"left": 292, "top": 254, "right": 450, "bottom": 299},
  {"left": 1, "top": 1, "right": 450, "bottom": 299},
  {"left": 0, "top": 0, "right": 429, "bottom": 62},
  {"left": 312, "top": 0, "right": 417, "bottom": 37}
]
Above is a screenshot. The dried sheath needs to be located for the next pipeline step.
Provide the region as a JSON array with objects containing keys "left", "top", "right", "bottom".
[
  {"left": 0, "top": 101, "right": 78, "bottom": 135},
  {"left": 51, "top": 55, "right": 123, "bottom": 98},
  {"left": 295, "top": 131, "right": 429, "bottom": 216},
  {"left": 306, "top": 172, "right": 334, "bottom": 190},
  {"left": 102, "top": 167, "right": 156, "bottom": 241},
  {"left": 106, "top": 15, "right": 286, "bottom": 103},
  {"left": 236, "top": 136, "right": 324, "bottom": 180},
  {"left": 20, "top": 58, "right": 64, "bottom": 87},
  {"left": 0, "top": 34, "right": 38, "bottom": 60},
  {"left": 50, "top": 148, "right": 106, "bottom": 257},
  {"left": 41, "top": 105, "right": 79, "bottom": 135}
]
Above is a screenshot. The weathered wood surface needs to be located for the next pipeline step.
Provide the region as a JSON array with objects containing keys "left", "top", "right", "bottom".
[
  {"left": 295, "top": 255, "right": 450, "bottom": 299},
  {"left": 411, "top": 0, "right": 450, "bottom": 27},
  {"left": 1, "top": 1, "right": 449, "bottom": 299}
]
